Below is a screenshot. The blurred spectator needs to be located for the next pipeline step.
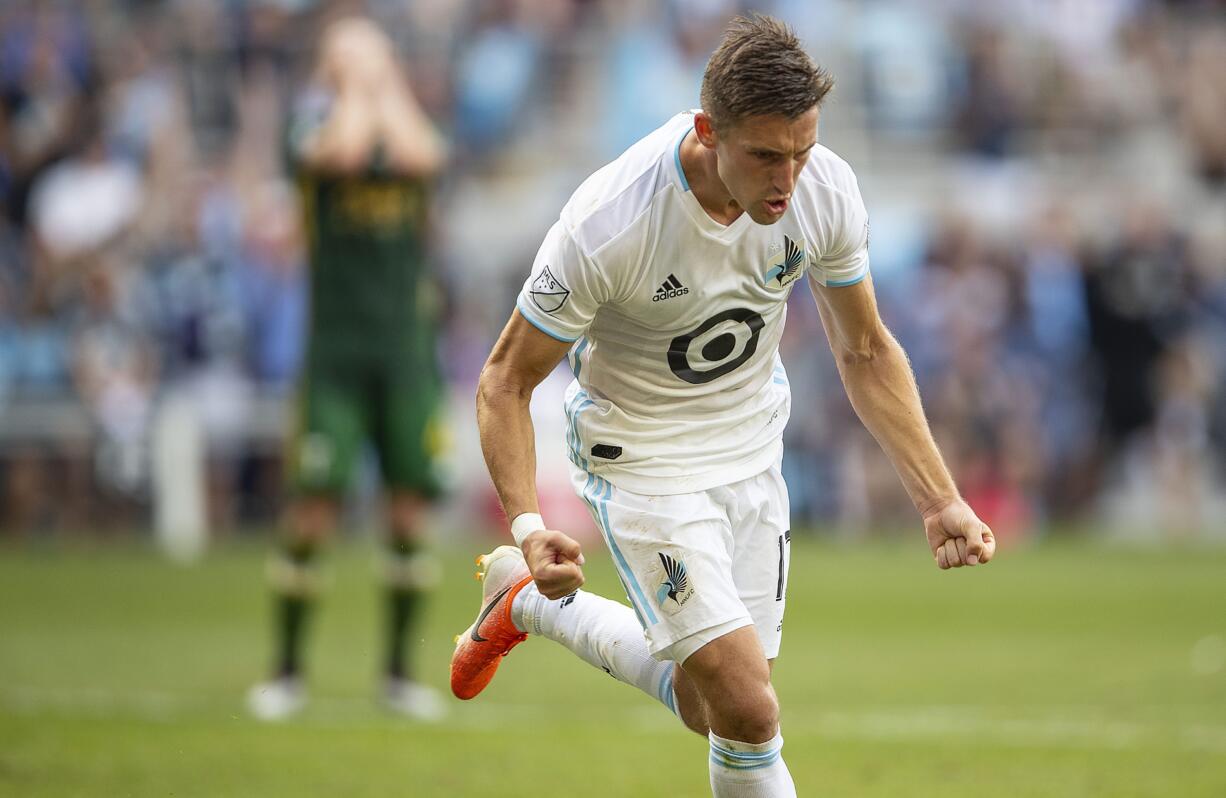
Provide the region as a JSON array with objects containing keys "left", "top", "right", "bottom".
[
  {"left": 238, "top": 179, "right": 305, "bottom": 390},
  {"left": 1180, "top": 28, "right": 1226, "bottom": 187},
  {"left": 71, "top": 260, "right": 157, "bottom": 498},
  {"left": 451, "top": 0, "right": 546, "bottom": 158},
  {"left": 1084, "top": 206, "right": 1193, "bottom": 453}
]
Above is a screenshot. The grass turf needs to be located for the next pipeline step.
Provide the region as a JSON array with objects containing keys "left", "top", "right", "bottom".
[{"left": 1, "top": 536, "right": 1224, "bottom": 797}]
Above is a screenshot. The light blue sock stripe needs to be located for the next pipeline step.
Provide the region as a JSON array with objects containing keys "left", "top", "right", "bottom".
[
  {"left": 580, "top": 476, "right": 650, "bottom": 628},
  {"left": 710, "top": 742, "right": 781, "bottom": 762},
  {"left": 657, "top": 666, "right": 677, "bottom": 716},
  {"left": 709, "top": 754, "right": 780, "bottom": 771},
  {"left": 593, "top": 476, "right": 658, "bottom": 625},
  {"left": 710, "top": 742, "right": 782, "bottom": 771}
]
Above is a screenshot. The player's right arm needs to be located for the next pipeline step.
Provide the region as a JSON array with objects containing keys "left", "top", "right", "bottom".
[{"left": 476, "top": 311, "right": 586, "bottom": 599}]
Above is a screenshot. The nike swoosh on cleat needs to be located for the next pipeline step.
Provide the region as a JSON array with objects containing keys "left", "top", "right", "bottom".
[{"left": 470, "top": 585, "right": 515, "bottom": 642}]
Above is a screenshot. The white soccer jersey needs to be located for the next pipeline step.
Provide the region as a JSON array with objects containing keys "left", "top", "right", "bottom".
[{"left": 516, "top": 111, "right": 870, "bottom": 495}]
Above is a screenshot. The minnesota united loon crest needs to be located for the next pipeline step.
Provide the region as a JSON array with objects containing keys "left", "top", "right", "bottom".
[
  {"left": 656, "top": 552, "right": 695, "bottom": 612},
  {"left": 763, "top": 235, "right": 805, "bottom": 288}
]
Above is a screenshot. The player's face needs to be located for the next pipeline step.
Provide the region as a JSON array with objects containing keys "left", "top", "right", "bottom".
[{"left": 713, "top": 108, "right": 819, "bottom": 225}]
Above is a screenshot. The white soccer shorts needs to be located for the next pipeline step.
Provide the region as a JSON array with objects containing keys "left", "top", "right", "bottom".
[{"left": 569, "top": 460, "right": 792, "bottom": 664}]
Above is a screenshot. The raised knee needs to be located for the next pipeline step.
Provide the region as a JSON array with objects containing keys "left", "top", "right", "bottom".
[{"left": 680, "top": 706, "right": 711, "bottom": 737}]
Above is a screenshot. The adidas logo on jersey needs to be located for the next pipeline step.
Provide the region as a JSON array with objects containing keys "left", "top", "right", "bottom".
[{"left": 653, "top": 274, "right": 689, "bottom": 302}]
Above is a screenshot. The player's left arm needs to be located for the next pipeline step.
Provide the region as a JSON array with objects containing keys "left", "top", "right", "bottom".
[{"left": 811, "top": 274, "right": 995, "bottom": 569}]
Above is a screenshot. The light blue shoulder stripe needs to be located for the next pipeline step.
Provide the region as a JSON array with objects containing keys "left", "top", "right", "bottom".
[
  {"left": 515, "top": 301, "right": 578, "bottom": 342},
  {"left": 823, "top": 271, "right": 868, "bottom": 288}
]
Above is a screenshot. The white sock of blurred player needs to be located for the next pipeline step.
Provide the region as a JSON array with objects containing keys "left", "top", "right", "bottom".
[{"left": 512, "top": 585, "right": 680, "bottom": 716}]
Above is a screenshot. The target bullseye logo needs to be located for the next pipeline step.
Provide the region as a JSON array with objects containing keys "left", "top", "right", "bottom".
[{"left": 667, "top": 308, "right": 765, "bottom": 384}]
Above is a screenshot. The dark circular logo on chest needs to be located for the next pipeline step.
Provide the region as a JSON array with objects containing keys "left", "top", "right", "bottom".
[{"left": 667, "top": 308, "right": 765, "bottom": 384}]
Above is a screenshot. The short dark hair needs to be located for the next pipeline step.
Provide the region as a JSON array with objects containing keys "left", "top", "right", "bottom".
[{"left": 700, "top": 14, "right": 834, "bottom": 131}]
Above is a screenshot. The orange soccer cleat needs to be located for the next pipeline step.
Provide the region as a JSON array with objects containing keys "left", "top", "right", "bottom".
[{"left": 449, "top": 545, "right": 534, "bottom": 700}]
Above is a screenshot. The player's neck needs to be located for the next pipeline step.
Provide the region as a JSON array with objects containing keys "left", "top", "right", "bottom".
[{"left": 679, "top": 130, "right": 745, "bottom": 227}]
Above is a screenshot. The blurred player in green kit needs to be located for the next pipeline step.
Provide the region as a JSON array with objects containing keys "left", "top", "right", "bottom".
[{"left": 247, "top": 17, "right": 448, "bottom": 721}]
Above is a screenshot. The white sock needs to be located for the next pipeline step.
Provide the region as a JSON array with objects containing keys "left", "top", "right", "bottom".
[
  {"left": 512, "top": 584, "right": 678, "bottom": 716},
  {"left": 708, "top": 731, "right": 796, "bottom": 798}
]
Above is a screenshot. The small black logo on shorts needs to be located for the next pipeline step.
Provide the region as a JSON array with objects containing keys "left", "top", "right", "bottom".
[{"left": 590, "top": 444, "right": 622, "bottom": 460}]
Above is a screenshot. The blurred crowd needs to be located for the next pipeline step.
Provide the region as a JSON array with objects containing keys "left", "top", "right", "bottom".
[{"left": 0, "top": 0, "right": 1224, "bottom": 538}]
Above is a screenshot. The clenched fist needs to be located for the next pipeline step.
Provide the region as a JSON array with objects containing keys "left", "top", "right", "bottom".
[
  {"left": 520, "top": 529, "right": 586, "bottom": 599},
  {"left": 924, "top": 499, "right": 996, "bottom": 569}
]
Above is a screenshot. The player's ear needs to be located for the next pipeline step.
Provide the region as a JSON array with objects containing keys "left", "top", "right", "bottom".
[{"left": 693, "top": 113, "right": 719, "bottom": 149}]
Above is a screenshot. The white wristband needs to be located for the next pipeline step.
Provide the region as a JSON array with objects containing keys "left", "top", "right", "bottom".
[{"left": 510, "top": 513, "right": 546, "bottom": 546}]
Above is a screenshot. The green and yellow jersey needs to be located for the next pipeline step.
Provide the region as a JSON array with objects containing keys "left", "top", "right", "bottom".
[{"left": 285, "top": 100, "right": 445, "bottom": 497}]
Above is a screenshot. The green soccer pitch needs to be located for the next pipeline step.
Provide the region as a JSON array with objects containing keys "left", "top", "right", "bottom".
[{"left": 1, "top": 535, "right": 1224, "bottom": 797}]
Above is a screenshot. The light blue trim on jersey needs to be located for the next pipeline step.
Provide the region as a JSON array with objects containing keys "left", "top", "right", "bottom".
[
  {"left": 674, "top": 130, "right": 692, "bottom": 192},
  {"left": 569, "top": 336, "right": 589, "bottom": 380},
  {"left": 581, "top": 474, "right": 657, "bottom": 627},
  {"left": 823, "top": 271, "right": 868, "bottom": 288},
  {"left": 565, "top": 389, "right": 594, "bottom": 471},
  {"left": 515, "top": 301, "right": 578, "bottom": 342}
]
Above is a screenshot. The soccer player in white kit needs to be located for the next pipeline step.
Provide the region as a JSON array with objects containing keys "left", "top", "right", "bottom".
[{"left": 451, "top": 15, "right": 995, "bottom": 797}]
